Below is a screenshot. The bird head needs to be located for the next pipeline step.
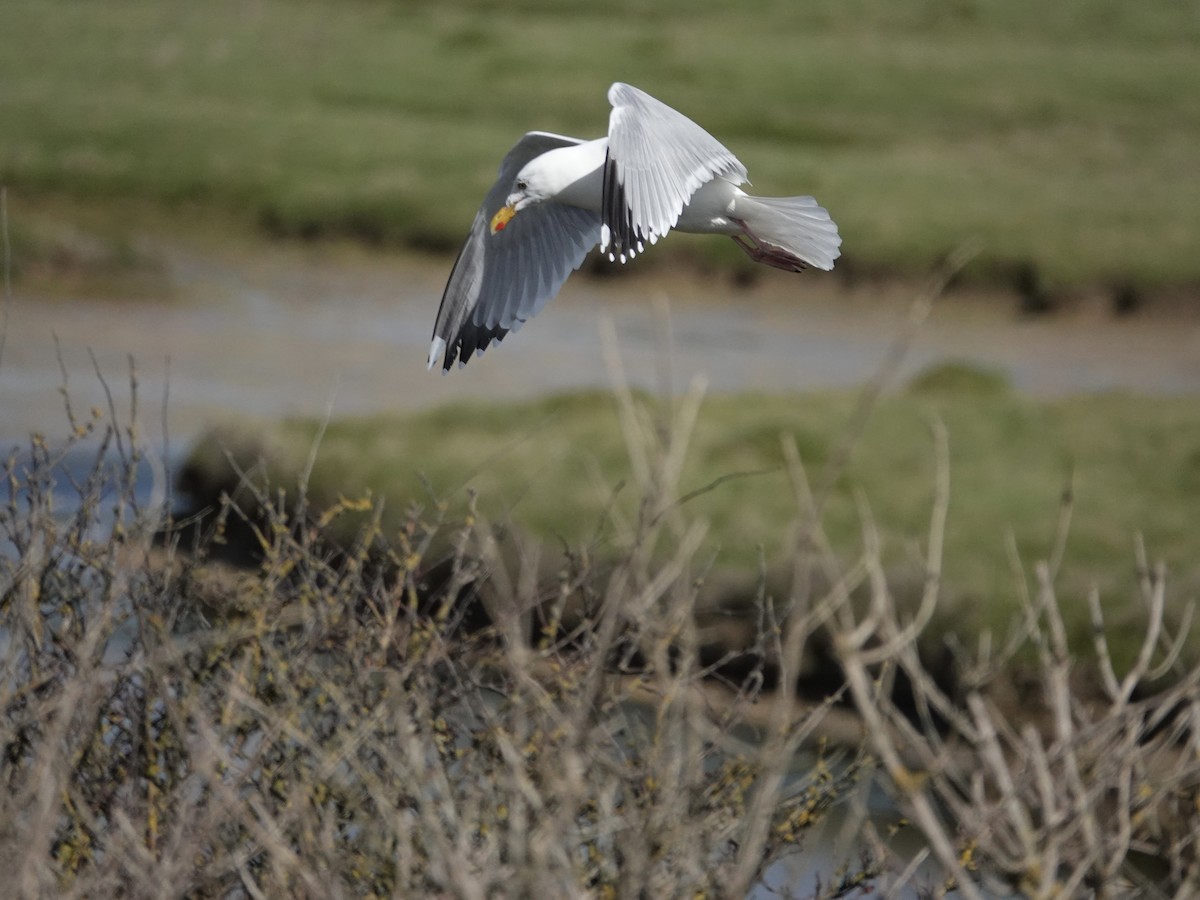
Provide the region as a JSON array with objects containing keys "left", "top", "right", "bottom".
[{"left": 489, "top": 164, "right": 549, "bottom": 233}]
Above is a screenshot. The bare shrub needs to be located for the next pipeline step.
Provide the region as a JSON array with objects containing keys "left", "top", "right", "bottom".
[
  {"left": 2, "top": 356, "right": 1198, "bottom": 899},
  {"left": 0, "top": 371, "right": 872, "bottom": 899},
  {"left": 820, "top": 420, "right": 1200, "bottom": 898}
]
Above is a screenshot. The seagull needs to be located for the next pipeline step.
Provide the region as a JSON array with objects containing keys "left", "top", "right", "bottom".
[{"left": 427, "top": 82, "right": 842, "bottom": 371}]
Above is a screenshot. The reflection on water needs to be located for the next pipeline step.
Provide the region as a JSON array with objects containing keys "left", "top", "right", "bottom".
[
  {"left": 0, "top": 441, "right": 171, "bottom": 672},
  {"left": 0, "top": 441, "right": 175, "bottom": 541}
]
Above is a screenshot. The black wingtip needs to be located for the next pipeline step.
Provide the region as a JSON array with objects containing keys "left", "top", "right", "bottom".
[
  {"left": 601, "top": 152, "right": 647, "bottom": 263},
  {"left": 442, "top": 320, "right": 511, "bottom": 371}
]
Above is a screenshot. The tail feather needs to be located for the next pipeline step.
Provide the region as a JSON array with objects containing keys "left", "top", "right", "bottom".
[{"left": 737, "top": 195, "right": 842, "bottom": 271}]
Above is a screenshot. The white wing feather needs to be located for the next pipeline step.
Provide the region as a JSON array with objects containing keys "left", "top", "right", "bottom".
[{"left": 601, "top": 82, "right": 747, "bottom": 260}]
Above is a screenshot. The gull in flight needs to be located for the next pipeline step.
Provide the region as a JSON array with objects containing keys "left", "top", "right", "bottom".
[{"left": 428, "top": 82, "right": 842, "bottom": 370}]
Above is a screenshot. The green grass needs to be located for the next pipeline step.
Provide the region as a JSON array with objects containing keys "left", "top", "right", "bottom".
[
  {"left": 4, "top": 0, "right": 1200, "bottom": 286},
  {"left": 0, "top": 209, "right": 172, "bottom": 297},
  {"left": 182, "top": 367, "right": 1200, "bottom": 647}
]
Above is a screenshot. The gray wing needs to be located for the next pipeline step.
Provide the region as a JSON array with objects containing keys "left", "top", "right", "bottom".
[
  {"left": 428, "top": 131, "right": 602, "bottom": 371},
  {"left": 601, "top": 82, "right": 748, "bottom": 262}
]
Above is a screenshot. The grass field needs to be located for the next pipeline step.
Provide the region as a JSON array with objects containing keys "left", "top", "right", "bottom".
[
  {"left": 181, "top": 364, "right": 1200, "bottom": 655},
  {"left": 4, "top": 0, "right": 1200, "bottom": 287}
]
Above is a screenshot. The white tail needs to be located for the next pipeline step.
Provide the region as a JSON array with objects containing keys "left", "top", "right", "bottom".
[{"left": 736, "top": 195, "right": 842, "bottom": 271}]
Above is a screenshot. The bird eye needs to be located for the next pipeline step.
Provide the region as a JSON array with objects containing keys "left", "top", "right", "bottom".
[{"left": 516, "top": 179, "right": 527, "bottom": 191}]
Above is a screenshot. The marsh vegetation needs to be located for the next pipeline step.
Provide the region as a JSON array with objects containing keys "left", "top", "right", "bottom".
[
  {"left": 3, "top": 374, "right": 1199, "bottom": 897},
  {"left": 4, "top": 0, "right": 1200, "bottom": 292}
]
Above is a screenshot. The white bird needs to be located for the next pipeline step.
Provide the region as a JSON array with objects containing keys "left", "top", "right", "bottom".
[{"left": 428, "top": 82, "right": 842, "bottom": 371}]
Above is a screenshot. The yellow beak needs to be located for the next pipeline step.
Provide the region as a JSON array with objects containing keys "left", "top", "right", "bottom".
[{"left": 490, "top": 205, "right": 516, "bottom": 234}]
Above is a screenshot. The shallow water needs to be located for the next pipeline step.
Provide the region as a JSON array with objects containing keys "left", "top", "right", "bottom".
[{"left": 1, "top": 240, "right": 1197, "bottom": 451}]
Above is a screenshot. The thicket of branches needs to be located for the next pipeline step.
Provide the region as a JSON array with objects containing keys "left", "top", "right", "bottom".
[{"left": 2, "top": 364, "right": 1198, "bottom": 899}]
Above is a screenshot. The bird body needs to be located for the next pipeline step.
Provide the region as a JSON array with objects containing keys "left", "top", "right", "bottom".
[
  {"left": 428, "top": 83, "right": 841, "bottom": 370},
  {"left": 507, "top": 137, "right": 749, "bottom": 237}
]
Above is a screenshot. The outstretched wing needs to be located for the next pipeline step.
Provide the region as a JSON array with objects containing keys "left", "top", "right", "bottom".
[
  {"left": 428, "top": 131, "right": 602, "bottom": 370},
  {"left": 601, "top": 82, "right": 747, "bottom": 262}
]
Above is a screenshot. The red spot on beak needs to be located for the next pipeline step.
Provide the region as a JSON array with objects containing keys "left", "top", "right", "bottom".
[{"left": 490, "top": 205, "right": 516, "bottom": 234}]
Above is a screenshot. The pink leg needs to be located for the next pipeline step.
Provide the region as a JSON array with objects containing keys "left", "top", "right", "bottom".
[{"left": 730, "top": 220, "right": 808, "bottom": 273}]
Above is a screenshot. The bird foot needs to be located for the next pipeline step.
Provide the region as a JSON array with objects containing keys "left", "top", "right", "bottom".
[{"left": 731, "top": 222, "right": 808, "bottom": 273}]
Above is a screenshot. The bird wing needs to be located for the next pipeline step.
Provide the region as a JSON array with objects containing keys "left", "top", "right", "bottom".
[
  {"left": 428, "top": 131, "right": 602, "bottom": 370},
  {"left": 601, "top": 82, "right": 748, "bottom": 262}
]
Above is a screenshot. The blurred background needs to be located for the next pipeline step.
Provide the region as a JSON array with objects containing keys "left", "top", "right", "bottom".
[{"left": 2, "top": 0, "right": 1198, "bottom": 631}]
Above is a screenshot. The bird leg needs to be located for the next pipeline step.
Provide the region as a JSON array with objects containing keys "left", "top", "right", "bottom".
[{"left": 730, "top": 220, "right": 808, "bottom": 273}]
